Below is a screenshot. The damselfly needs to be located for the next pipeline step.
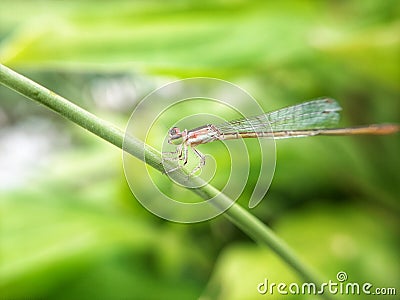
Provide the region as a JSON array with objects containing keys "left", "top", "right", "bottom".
[{"left": 165, "top": 98, "right": 399, "bottom": 174}]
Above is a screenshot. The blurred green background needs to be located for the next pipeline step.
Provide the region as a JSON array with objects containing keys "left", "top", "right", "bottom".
[{"left": 0, "top": 1, "right": 399, "bottom": 299}]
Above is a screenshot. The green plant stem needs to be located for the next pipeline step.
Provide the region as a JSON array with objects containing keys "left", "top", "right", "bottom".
[{"left": 0, "top": 64, "right": 331, "bottom": 298}]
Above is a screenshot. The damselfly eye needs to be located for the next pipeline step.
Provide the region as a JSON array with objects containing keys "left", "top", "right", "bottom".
[{"left": 169, "top": 127, "right": 181, "bottom": 137}]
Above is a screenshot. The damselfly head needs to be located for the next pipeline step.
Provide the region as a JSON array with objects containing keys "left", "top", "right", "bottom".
[{"left": 168, "top": 127, "right": 183, "bottom": 144}]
